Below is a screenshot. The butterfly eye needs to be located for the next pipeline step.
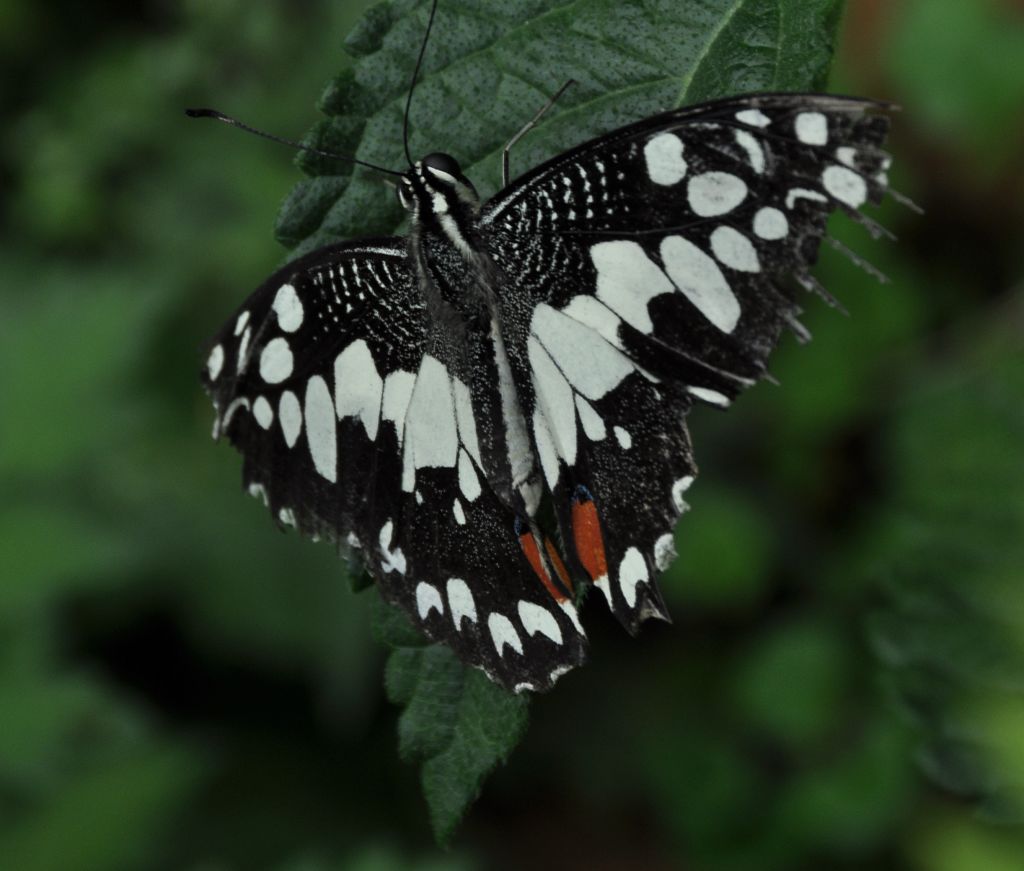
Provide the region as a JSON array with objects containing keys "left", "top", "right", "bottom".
[{"left": 422, "top": 152, "right": 462, "bottom": 178}]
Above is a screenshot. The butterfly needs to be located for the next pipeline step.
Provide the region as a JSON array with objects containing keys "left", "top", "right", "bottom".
[{"left": 198, "top": 5, "right": 895, "bottom": 694}]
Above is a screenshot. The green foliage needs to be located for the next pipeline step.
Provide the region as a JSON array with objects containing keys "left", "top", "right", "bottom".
[
  {"left": 3, "top": 0, "right": 1023, "bottom": 867},
  {"left": 278, "top": 0, "right": 845, "bottom": 256},
  {"left": 864, "top": 308, "right": 1024, "bottom": 823},
  {"left": 885, "top": 0, "right": 1024, "bottom": 179},
  {"left": 376, "top": 598, "right": 529, "bottom": 842}
]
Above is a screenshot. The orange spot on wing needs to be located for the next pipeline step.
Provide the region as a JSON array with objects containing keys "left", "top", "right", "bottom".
[
  {"left": 519, "top": 531, "right": 567, "bottom": 603},
  {"left": 572, "top": 494, "right": 608, "bottom": 583},
  {"left": 545, "top": 538, "right": 574, "bottom": 595}
]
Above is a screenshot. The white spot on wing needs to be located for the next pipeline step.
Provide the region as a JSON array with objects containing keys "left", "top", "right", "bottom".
[
  {"left": 207, "top": 344, "right": 224, "bottom": 380},
  {"left": 614, "top": 426, "right": 632, "bottom": 449},
  {"left": 590, "top": 240, "right": 675, "bottom": 335},
  {"left": 219, "top": 397, "right": 249, "bottom": 433},
  {"left": 234, "top": 310, "right": 250, "bottom": 335},
  {"left": 236, "top": 326, "right": 252, "bottom": 373},
  {"left": 532, "top": 303, "right": 635, "bottom": 401},
  {"left": 532, "top": 408, "right": 560, "bottom": 490},
  {"left": 561, "top": 295, "right": 624, "bottom": 349},
  {"left": 379, "top": 519, "right": 406, "bottom": 575},
  {"left": 381, "top": 370, "right": 416, "bottom": 446},
  {"left": 272, "top": 283, "right": 303, "bottom": 332},
  {"left": 416, "top": 582, "right": 444, "bottom": 619},
  {"left": 644, "top": 132, "right": 687, "bottom": 185},
  {"left": 549, "top": 665, "right": 573, "bottom": 685},
  {"left": 457, "top": 449, "right": 481, "bottom": 501},
  {"left": 822, "top": 165, "right": 868, "bottom": 208},
  {"left": 279, "top": 390, "right": 302, "bottom": 448},
  {"left": 334, "top": 339, "right": 383, "bottom": 440},
  {"left": 753, "top": 207, "right": 788, "bottom": 240},
  {"left": 559, "top": 600, "right": 585, "bottom": 637},
  {"left": 736, "top": 108, "right": 771, "bottom": 127},
  {"left": 672, "top": 475, "right": 694, "bottom": 512},
  {"left": 619, "top": 547, "right": 649, "bottom": 608},
  {"left": 710, "top": 226, "right": 761, "bottom": 273},
  {"left": 688, "top": 172, "right": 748, "bottom": 217},
  {"left": 734, "top": 129, "right": 765, "bottom": 174},
  {"left": 453, "top": 498, "right": 466, "bottom": 525},
  {"left": 786, "top": 188, "right": 828, "bottom": 209},
  {"left": 488, "top": 613, "right": 523, "bottom": 657},
  {"left": 253, "top": 396, "right": 273, "bottom": 429},
  {"left": 575, "top": 396, "right": 606, "bottom": 441},
  {"left": 403, "top": 355, "right": 458, "bottom": 491},
  {"left": 660, "top": 235, "right": 741, "bottom": 333},
  {"left": 517, "top": 601, "right": 563, "bottom": 645},
  {"left": 452, "top": 378, "right": 481, "bottom": 465},
  {"left": 795, "top": 111, "right": 828, "bottom": 145},
  {"left": 279, "top": 507, "right": 296, "bottom": 528},
  {"left": 528, "top": 336, "right": 577, "bottom": 466},
  {"left": 654, "top": 532, "right": 676, "bottom": 571},
  {"left": 689, "top": 386, "right": 731, "bottom": 406},
  {"left": 304, "top": 375, "right": 336, "bottom": 482},
  {"left": 260, "top": 337, "right": 293, "bottom": 384},
  {"left": 447, "top": 578, "right": 477, "bottom": 628},
  {"left": 836, "top": 146, "right": 858, "bottom": 167}
]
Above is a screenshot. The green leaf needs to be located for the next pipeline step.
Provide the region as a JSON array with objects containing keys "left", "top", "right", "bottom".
[
  {"left": 383, "top": 637, "right": 529, "bottom": 843},
  {"left": 372, "top": 592, "right": 529, "bottom": 839},
  {"left": 277, "top": 0, "right": 845, "bottom": 256},
  {"left": 304, "top": 0, "right": 847, "bottom": 841},
  {"left": 370, "top": 585, "right": 429, "bottom": 649}
]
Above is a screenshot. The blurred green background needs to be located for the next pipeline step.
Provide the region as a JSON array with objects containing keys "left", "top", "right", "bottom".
[{"left": 2, "top": 0, "right": 1024, "bottom": 869}]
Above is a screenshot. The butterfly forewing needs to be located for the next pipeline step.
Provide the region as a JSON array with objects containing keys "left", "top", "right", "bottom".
[
  {"left": 481, "top": 93, "right": 892, "bottom": 630},
  {"left": 202, "top": 240, "right": 425, "bottom": 541}
]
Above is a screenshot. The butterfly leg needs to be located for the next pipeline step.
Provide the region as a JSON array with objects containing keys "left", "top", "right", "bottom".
[{"left": 502, "top": 79, "right": 576, "bottom": 187}]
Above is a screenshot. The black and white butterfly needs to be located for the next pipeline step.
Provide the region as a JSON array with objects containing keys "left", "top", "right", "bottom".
[{"left": 199, "top": 6, "right": 894, "bottom": 693}]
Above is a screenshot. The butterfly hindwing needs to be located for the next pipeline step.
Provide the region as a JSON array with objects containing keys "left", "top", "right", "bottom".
[
  {"left": 482, "top": 93, "right": 892, "bottom": 629},
  {"left": 383, "top": 341, "right": 587, "bottom": 691},
  {"left": 202, "top": 240, "right": 586, "bottom": 690}
]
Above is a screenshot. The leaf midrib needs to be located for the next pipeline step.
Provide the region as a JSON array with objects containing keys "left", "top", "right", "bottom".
[{"left": 673, "top": 0, "right": 750, "bottom": 105}]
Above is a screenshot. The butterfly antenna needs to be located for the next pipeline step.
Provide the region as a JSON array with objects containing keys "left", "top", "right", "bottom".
[
  {"left": 185, "top": 108, "right": 403, "bottom": 178},
  {"left": 402, "top": 0, "right": 440, "bottom": 166}
]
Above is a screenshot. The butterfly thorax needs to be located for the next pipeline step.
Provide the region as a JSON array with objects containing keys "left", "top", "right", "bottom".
[
  {"left": 398, "top": 154, "right": 543, "bottom": 517},
  {"left": 400, "top": 154, "right": 480, "bottom": 252}
]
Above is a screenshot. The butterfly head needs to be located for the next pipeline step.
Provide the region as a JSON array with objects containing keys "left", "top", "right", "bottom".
[{"left": 397, "top": 152, "right": 480, "bottom": 217}]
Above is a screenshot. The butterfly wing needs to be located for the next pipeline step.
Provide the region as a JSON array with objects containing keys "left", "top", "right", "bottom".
[
  {"left": 202, "top": 239, "right": 585, "bottom": 691},
  {"left": 202, "top": 239, "right": 425, "bottom": 542},
  {"left": 480, "top": 93, "right": 892, "bottom": 629}
]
